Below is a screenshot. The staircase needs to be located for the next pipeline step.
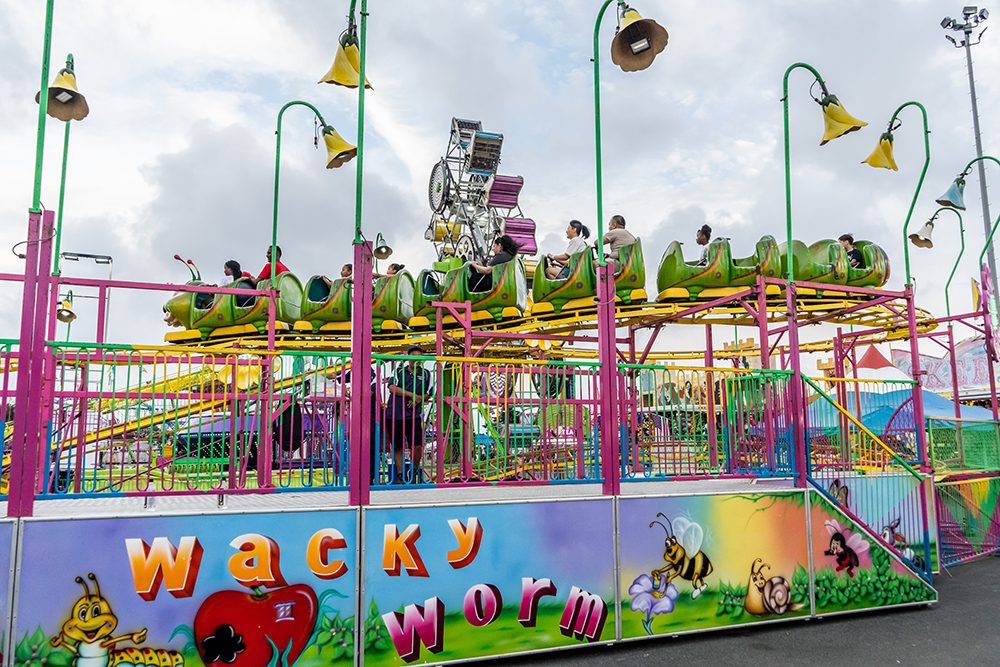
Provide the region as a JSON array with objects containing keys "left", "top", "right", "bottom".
[{"left": 802, "top": 376, "right": 934, "bottom": 581}]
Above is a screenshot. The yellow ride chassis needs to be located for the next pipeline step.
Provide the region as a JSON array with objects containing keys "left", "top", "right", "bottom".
[{"left": 160, "top": 285, "right": 936, "bottom": 361}]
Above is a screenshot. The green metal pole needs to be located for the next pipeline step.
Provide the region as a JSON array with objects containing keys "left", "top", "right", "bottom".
[
  {"left": 933, "top": 208, "right": 965, "bottom": 319},
  {"left": 884, "top": 101, "right": 930, "bottom": 287},
  {"left": 782, "top": 62, "right": 828, "bottom": 284},
  {"left": 272, "top": 100, "right": 327, "bottom": 287},
  {"left": 963, "top": 156, "right": 1000, "bottom": 269},
  {"left": 63, "top": 290, "right": 73, "bottom": 342},
  {"left": 592, "top": 0, "right": 621, "bottom": 266},
  {"left": 31, "top": 0, "right": 56, "bottom": 213},
  {"left": 52, "top": 57, "right": 74, "bottom": 277},
  {"left": 353, "top": 0, "right": 367, "bottom": 244}
]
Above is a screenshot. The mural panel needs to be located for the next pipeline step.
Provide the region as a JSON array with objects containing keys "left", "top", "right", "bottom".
[
  {"left": 618, "top": 491, "right": 811, "bottom": 638},
  {"left": 362, "top": 498, "right": 616, "bottom": 665},
  {"left": 13, "top": 509, "right": 358, "bottom": 667}
]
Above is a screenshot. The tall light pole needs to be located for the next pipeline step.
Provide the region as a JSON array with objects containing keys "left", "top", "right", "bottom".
[{"left": 942, "top": 6, "right": 995, "bottom": 296}]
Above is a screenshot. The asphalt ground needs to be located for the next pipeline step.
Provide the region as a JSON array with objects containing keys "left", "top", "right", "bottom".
[{"left": 497, "top": 556, "right": 1000, "bottom": 667}]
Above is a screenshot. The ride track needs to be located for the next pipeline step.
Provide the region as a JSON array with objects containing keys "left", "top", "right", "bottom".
[{"left": 158, "top": 279, "right": 938, "bottom": 360}]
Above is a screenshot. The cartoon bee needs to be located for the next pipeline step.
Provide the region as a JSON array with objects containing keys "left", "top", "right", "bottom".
[
  {"left": 51, "top": 573, "right": 180, "bottom": 667},
  {"left": 824, "top": 519, "right": 869, "bottom": 578},
  {"left": 743, "top": 558, "right": 794, "bottom": 616},
  {"left": 649, "top": 513, "right": 713, "bottom": 598}
]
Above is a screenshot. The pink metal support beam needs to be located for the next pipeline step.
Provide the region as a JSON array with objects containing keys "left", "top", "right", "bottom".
[
  {"left": 762, "top": 276, "right": 907, "bottom": 299},
  {"left": 596, "top": 264, "right": 620, "bottom": 495},
  {"left": 9, "top": 210, "right": 53, "bottom": 517},
  {"left": 704, "top": 323, "right": 718, "bottom": 469},
  {"left": 349, "top": 241, "right": 374, "bottom": 506},
  {"left": 903, "top": 284, "right": 929, "bottom": 472},
  {"left": 785, "top": 282, "right": 807, "bottom": 488}
]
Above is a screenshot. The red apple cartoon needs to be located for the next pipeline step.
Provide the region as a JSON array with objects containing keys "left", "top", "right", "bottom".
[{"left": 194, "top": 584, "right": 318, "bottom": 665}]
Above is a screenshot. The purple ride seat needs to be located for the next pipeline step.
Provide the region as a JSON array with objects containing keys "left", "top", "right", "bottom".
[
  {"left": 503, "top": 217, "right": 537, "bottom": 255},
  {"left": 487, "top": 175, "right": 524, "bottom": 209}
]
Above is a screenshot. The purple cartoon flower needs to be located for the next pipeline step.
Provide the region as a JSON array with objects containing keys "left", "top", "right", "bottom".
[{"left": 629, "top": 574, "right": 679, "bottom": 635}]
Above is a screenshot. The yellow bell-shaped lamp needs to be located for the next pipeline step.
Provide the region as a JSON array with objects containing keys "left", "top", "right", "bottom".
[
  {"left": 610, "top": 6, "right": 668, "bottom": 72},
  {"left": 319, "top": 31, "right": 373, "bottom": 89},
  {"left": 35, "top": 57, "right": 89, "bottom": 122},
  {"left": 935, "top": 176, "right": 967, "bottom": 210},
  {"left": 908, "top": 220, "right": 934, "bottom": 248},
  {"left": 819, "top": 94, "right": 867, "bottom": 146},
  {"left": 323, "top": 126, "right": 357, "bottom": 169},
  {"left": 862, "top": 132, "right": 898, "bottom": 171},
  {"left": 56, "top": 296, "right": 77, "bottom": 324}
]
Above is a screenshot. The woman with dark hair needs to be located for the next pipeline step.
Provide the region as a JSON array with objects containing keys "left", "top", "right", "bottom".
[
  {"left": 374, "top": 263, "right": 405, "bottom": 280},
  {"left": 546, "top": 220, "right": 591, "bottom": 279},
  {"left": 223, "top": 260, "right": 250, "bottom": 283},
  {"left": 470, "top": 235, "right": 519, "bottom": 290}
]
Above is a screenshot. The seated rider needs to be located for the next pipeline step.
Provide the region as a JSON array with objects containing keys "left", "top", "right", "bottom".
[
  {"left": 838, "top": 234, "right": 864, "bottom": 269},
  {"left": 223, "top": 260, "right": 251, "bottom": 284},
  {"left": 602, "top": 214, "right": 636, "bottom": 266},
  {"left": 256, "top": 245, "right": 291, "bottom": 281},
  {"left": 374, "top": 263, "right": 404, "bottom": 280},
  {"left": 321, "top": 263, "right": 354, "bottom": 288},
  {"left": 695, "top": 224, "right": 712, "bottom": 266},
  {"left": 470, "top": 235, "right": 519, "bottom": 291},
  {"left": 546, "top": 220, "right": 591, "bottom": 280}
]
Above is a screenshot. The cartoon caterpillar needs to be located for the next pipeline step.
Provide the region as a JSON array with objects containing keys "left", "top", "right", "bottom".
[
  {"left": 51, "top": 573, "right": 183, "bottom": 667},
  {"left": 743, "top": 558, "right": 794, "bottom": 616}
]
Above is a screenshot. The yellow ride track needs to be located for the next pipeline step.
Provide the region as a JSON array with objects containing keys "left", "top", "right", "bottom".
[{"left": 160, "top": 285, "right": 937, "bottom": 359}]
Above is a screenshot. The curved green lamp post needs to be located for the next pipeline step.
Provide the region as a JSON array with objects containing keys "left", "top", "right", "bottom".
[
  {"left": 270, "top": 100, "right": 355, "bottom": 286},
  {"left": 781, "top": 62, "right": 867, "bottom": 486},
  {"left": 923, "top": 208, "right": 966, "bottom": 319},
  {"left": 861, "top": 101, "right": 930, "bottom": 287},
  {"left": 592, "top": 0, "right": 667, "bottom": 263},
  {"left": 591, "top": 0, "right": 668, "bottom": 494},
  {"left": 937, "top": 156, "right": 1000, "bottom": 309},
  {"left": 782, "top": 62, "right": 867, "bottom": 282}
]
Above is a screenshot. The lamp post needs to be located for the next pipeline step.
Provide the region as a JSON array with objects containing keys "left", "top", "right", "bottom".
[
  {"left": 9, "top": 0, "right": 56, "bottom": 518},
  {"left": 592, "top": 0, "right": 668, "bottom": 495},
  {"left": 861, "top": 101, "right": 930, "bottom": 287},
  {"left": 271, "top": 100, "right": 356, "bottom": 287},
  {"left": 782, "top": 63, "right": 866, "bottom": 282},
  {"left": 56, "top": 291, "right": 76, "bottom": 342},
  {"left": 326, "top": 0, "right": 374, "bottom": 505},
  {"left": 936, "top": 156, "right": 1000, "bottom": 303},
  {"left": 781, "top": 62, "right": 866, "bottom": 487},
  {"left": 924, "top": 209, "right": 966, "bottom": 319},
  {"left": 49, "top": 53, "right": 90, "bottom": 277},
  {"left": 941, "top": 6, "right": 995, "bottom": 298}
]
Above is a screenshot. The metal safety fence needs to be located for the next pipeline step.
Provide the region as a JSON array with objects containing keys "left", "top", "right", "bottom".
[
  {"left": 369, "top": 354, "right": 602, "bottom": 487},
  {"left": 803, "top": 376, "right": 932, "bottom": 580},
  {"left": 40, "top": 344, "right": 351, "bottom": 497},
  {"left": 929, "top": 417, "right": 1000, "bottom": 473},
  {"left": 935, "top": 476, "right": 1000, "bottom": 567},
  {"left": 617, "top": 365, "right": 793, "bottom": 480}
]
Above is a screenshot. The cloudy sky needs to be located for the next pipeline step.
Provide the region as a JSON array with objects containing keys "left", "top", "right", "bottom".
[{"left": 0, "top": 0, "right": 997, "bottom": 354}]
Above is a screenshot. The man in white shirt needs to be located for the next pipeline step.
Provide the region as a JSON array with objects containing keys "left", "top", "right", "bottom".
[{"left": 546, "top": 220, "right": 592, "bottom": 279}]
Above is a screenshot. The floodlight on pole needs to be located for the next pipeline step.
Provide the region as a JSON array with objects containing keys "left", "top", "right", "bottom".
[{"left": 941, "top": 5, "right": 995, "bottom": 300}]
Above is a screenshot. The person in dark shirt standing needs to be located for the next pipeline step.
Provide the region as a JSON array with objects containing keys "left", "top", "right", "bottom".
[
  {"left": 386, "top": 344, "right": 433, "bottom": 483},
  {"left": 838, "top": 234, "right": 864, "bottom": 269}
]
